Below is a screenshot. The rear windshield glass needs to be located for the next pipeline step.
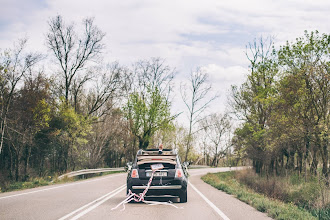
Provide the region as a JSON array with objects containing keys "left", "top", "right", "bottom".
[{"left": 138, "top": 163, "right": 176, "bottom": 170}]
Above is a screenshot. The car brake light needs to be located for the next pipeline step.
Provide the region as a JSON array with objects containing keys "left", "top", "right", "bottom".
[
  {"left": 175, "top": 169, "right": 183, "bottom": 178},
  {"left": 131, "top": 169, "right": 139, "bottom": 178}
]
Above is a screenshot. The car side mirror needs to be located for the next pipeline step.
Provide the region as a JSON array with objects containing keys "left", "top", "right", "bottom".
[
  {"left": 125, "top": 162, "right": 133, "bottom": 172},
  {"left": 183, "top": 161, "right": 189, "bottom": 169}
]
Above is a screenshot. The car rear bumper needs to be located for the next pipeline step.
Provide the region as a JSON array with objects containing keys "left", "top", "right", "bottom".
[
  {"left": 129, "top": 188, "right": 185, "bottom": 197},
  {"left": 127, "top": 176, "right": 187, "bottom": 197},
  {"left": 132, "top": 185, "right": 182, "bottom": 190}
]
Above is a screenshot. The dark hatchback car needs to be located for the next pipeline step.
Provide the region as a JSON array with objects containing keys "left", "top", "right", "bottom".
[{"left": 126, "top": 149, "right": 188, "bottom": 203}]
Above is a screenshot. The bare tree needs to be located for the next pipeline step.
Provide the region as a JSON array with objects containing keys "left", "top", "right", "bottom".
[
  {"left": 200, "top": 113, "right": 231, "bottom": 167},
  {"left": 71, "top": 69, "right": 93, "bottom": 112},
  {"left": 46, "top": 15, "right": 105, "bottom": 105},
  {"left": 86, "top": 62, "right": 127, "bottom": 117},
  {"left": 86, "top": 109, "right": 128, "bottom": 168},
  {"left": 0, "top": 39, "right": 42, "bottom": 154},
  {"left": 181, "top": 67, "right": 217, "bottom": 161},
  {"left": 132, "top": 57, "right": 175, "bottom": 99}
]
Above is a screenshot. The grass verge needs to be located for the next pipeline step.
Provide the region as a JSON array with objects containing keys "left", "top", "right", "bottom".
[
  {"left": 0, "top": 170, "right": 124, "bottom": 193},
  {"left": 202, "top": 171, "right": 320, "bottom": 220}
]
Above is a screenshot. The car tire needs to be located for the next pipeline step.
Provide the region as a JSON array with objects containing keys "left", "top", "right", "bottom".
[{"left": 179, "top": 190, "right": 187, "bottom": 203}]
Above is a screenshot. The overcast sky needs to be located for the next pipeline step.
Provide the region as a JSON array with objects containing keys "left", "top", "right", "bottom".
[{"left": 1, "top": 0, "right": 329, "bottom": 125}]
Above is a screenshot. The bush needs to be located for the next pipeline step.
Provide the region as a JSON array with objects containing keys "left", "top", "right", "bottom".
[
  {"left": 235, "top": 169, "right": 290, "bottom": 201},
  {"left": 1, "top": 177, "right": 50, "bottom": 192},
  {"left": 235, "top": 169, "right": 329, "bottom": 212},
  {"left": 202, "top": 171, "right": 319, "bottom": 220}
]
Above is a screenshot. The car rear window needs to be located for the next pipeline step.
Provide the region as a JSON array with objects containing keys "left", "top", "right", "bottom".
[
  {"left": 136, "top": 155, "right": 177, "bottom": 165},
  {"left": 138, "top": 162, "right": 176, "bottom": 170}
]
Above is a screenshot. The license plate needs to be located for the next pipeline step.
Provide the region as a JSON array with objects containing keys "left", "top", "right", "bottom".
[
  {"left": 151, "top": 163, "right": 164, "bottom": 171},
  {"left": 146, "top": 171, "right": 167, "bottom": 177}
]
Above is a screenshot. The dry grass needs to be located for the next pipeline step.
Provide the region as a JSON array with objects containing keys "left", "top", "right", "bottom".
[
  {"left": 234, "top": 169, "right": 329, "bottom": 219},
  {"left": 202, "top": 171, "right": 317, "bottom": 220},
  {"left": 235, "top": 169, "right": 329, "bottom": 211}
]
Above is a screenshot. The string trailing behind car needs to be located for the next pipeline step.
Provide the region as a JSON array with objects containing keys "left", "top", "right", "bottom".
[{"left": 126, "top": 148, "right": 188, "bottom": 203}]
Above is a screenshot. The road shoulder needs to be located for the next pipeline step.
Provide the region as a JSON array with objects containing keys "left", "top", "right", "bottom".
[{"left": 189, "top": 174, "right": 272, "bottom": 220}]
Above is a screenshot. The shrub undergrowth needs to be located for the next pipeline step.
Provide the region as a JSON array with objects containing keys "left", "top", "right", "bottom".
[{"left": 202, "top": 170, "right": 329, "bottom": 220}]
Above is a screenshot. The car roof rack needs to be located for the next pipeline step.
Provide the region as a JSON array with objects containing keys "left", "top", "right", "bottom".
[{"left": 137, "top": 148, "right": 177, "bottom": 156}]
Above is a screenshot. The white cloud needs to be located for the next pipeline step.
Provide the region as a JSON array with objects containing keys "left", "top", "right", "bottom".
[
  {"left": 203, "top": 64, "right": 248, "bottom": 84},
  {"left": 200, "top": 64, "right": 248, "bottom": 114},
  {"left": 0, "top": 0, "right": 329, "bottom": 126},
  {"left": 1, "top": 0, "right": 329, "bottom": 63}
]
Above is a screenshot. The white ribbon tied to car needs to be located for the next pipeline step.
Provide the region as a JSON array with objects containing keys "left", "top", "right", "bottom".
[{"left": 111, "top": 163, "right": 183, "bottom": 211}]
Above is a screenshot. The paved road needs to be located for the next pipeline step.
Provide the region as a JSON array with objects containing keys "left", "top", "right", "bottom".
[{"left": 0, "top": 167, "right": 272, "bottom": 220}]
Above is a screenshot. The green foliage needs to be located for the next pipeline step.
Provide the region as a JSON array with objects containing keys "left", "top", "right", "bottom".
[
  {"left": 31, "top": 99, "right": 93, "bottom": 173},
  {"left": 51, "top": 100, "right": 92, "bottom": 168},
  {"left": 56, "top": 100, "right": 91, "bottom": 140},
  {"left": 232, "top": 31, "right": 329, "bottom": 177},
  {"left": 124, "top": 86, "right": 174, "bottom": 149},
  {"left": 33, "top": 99, "right": 51, "bottom": 131},
  {"left": 231, "top": 37, "right": 279, "bottom": 173}
]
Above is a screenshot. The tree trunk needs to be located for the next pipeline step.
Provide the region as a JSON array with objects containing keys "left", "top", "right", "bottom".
[
  {"left": 15, "top": 151, "right": 19, "bottom": 181},
  {"left": 255, "top": 160, "right": 263, "bottom": 174},
  {"left": 185, "top": 134, "right": 191, "bottom": 162},
  {"left": 321, "top": 143, "right": 328, "bottom": 181},
  {"left": 0, "top": 117, "right": 6, "bottom": 154},
  {"left": 297, "top": 150, "right": 303, "bottom": 174},
  {"left": 310, "top": 147, "right": 318, "bottom": 175},
  {"left": 185, "top": 112, "right": 193, "bottom": 162}
]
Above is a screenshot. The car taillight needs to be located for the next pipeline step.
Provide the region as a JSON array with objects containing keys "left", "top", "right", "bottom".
[
  {"left": 175, "top": 169, "right": 183, "bottom": 178},
  {"left": 131, "top": 169, "right": 139, "bottom": 178}
]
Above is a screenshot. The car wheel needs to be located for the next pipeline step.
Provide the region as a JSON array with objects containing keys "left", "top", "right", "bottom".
[{"left": 179, "top": 190, "right": 187, "bottom": 203}]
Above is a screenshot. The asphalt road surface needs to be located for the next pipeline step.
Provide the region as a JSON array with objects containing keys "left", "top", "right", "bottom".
[{"left": 0, "top": 167, "right": 272, "bottom": 220}]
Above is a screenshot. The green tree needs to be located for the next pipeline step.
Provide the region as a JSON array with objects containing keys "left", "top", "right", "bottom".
[
  {"left": 278, "top": 31, "right": 329, "bottom": 177},
  {"left": 35, "top": 100, "right": 91, "bottom": 173},
  {"left": 231, "top": 31, "right": 329, "bottom": 179},
  {"left": 124, "top": 86, "right": 174, "bottom": 149},
  {"left": 54, "top": 101, "right": 91, "bottom": 171},
  {"left": 123, "top": 58, "right": 176, "bottom": 151},
  {"left": 231, "top": 37, "right": 278, "bottom": 173}
]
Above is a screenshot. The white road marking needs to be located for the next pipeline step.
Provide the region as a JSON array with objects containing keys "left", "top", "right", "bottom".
[
  {"left": 68, "top": 185, "right": 126, "bottom": 220},
  {"left": 189, "top": 182, "right": 230, "bottom": 220},
  {"left": 0, "top": 173, "right": 125, "bottom": 200},
  {"left": 58, "top": 184, "right": 126, "bottom": 220}
]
